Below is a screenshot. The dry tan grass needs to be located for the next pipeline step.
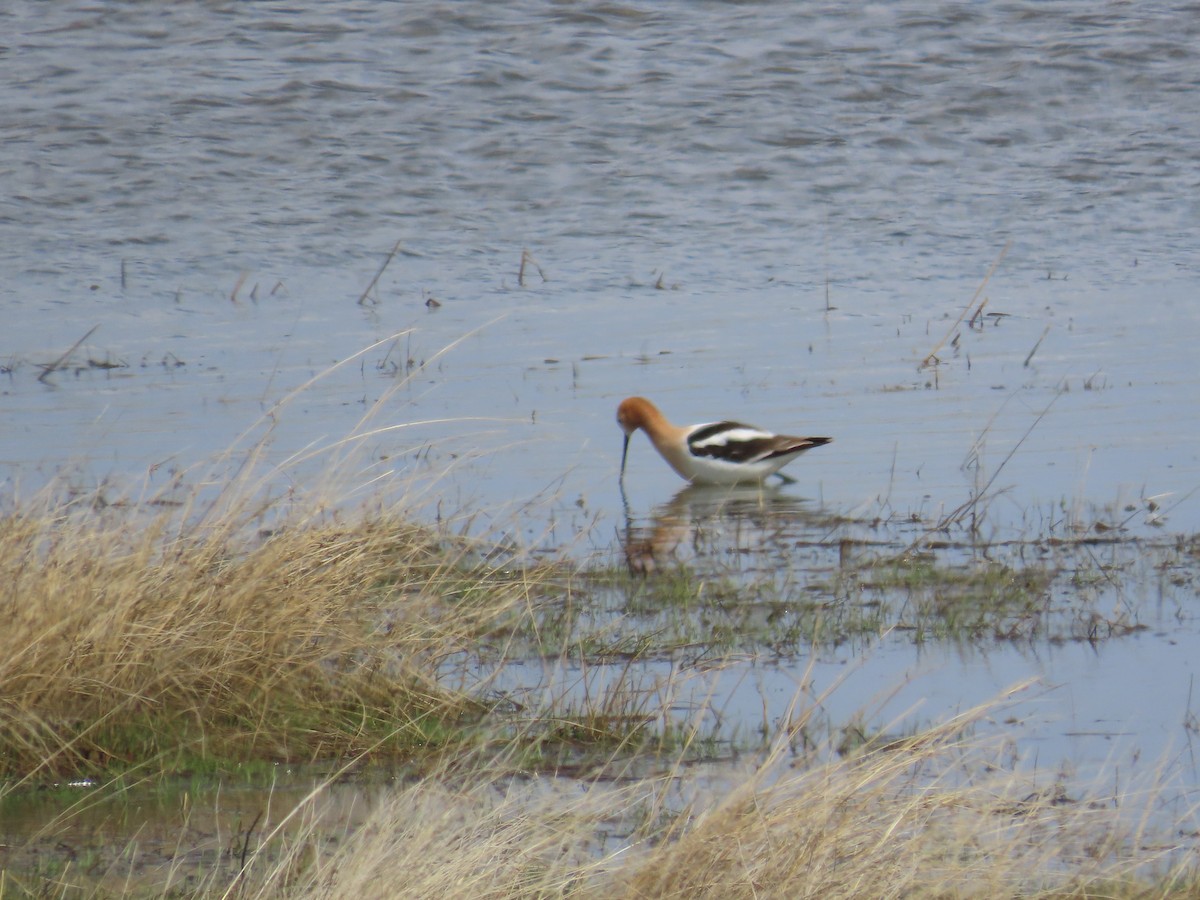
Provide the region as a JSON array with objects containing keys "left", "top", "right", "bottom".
[
  {"left": 0, "top": 486, "right": 539, "bottom": 782},
  {"left": 239, "top": 708, "right": 1197, "bottom": 900},
  {"left": 0, "top": 329, "right": 556, "bottom": 784}
]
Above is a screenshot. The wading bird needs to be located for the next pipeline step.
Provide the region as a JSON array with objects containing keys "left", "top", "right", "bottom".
[{"left": 617, "top": 396, "right": 831, "bottom": 485}]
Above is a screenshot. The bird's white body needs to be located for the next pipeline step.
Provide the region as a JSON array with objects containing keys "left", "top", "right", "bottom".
[{"left": 676, "top": 423, "right": 810, "bottom": 483}]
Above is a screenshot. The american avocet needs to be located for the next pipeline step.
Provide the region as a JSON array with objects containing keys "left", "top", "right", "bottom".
[{"left": 617, "top": 396, "right": 831, "bottom": 485}]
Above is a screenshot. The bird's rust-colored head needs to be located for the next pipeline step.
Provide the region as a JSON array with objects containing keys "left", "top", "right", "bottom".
[
  {"left": 616, "top": 396, "right": 660, "bottom": 479},
  {"left": 616, "top": 396, "right": 657, "bottom": 436}
]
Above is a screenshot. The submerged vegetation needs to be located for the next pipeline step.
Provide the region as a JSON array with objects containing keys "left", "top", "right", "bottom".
[{"left": 2, "top": 464, "right": 1200, "bottom": 897}]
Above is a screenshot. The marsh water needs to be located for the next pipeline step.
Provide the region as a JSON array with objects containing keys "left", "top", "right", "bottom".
[{"left": 4, "top": 0, "right": 1200, "bottom": 855}]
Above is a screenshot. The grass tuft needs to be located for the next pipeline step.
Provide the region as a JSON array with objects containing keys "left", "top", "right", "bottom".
[{"left": 0, "top": 490, "right": 540, "bottom": 782}]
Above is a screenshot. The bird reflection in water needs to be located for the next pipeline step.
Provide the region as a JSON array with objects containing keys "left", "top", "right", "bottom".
[{"left": 620, "top": 482, "right": 825, "bottom": 576}]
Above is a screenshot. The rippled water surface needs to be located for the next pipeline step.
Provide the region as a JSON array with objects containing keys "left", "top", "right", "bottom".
[{"left": 4, "top": 0, "right": 1200, "bottom": 837}]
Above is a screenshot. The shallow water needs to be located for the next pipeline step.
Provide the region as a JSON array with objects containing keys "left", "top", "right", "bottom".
[
  {"left": 0, "top": 772, "right": 385, "bottom": 892},
  {"left": 4, "top": 0, "right": 1200, "bottom": 845}
]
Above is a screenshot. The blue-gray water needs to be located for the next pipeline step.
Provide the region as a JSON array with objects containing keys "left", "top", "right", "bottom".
[{"left": 3, "top": 0, "right": 1200, "bottom": 829}]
